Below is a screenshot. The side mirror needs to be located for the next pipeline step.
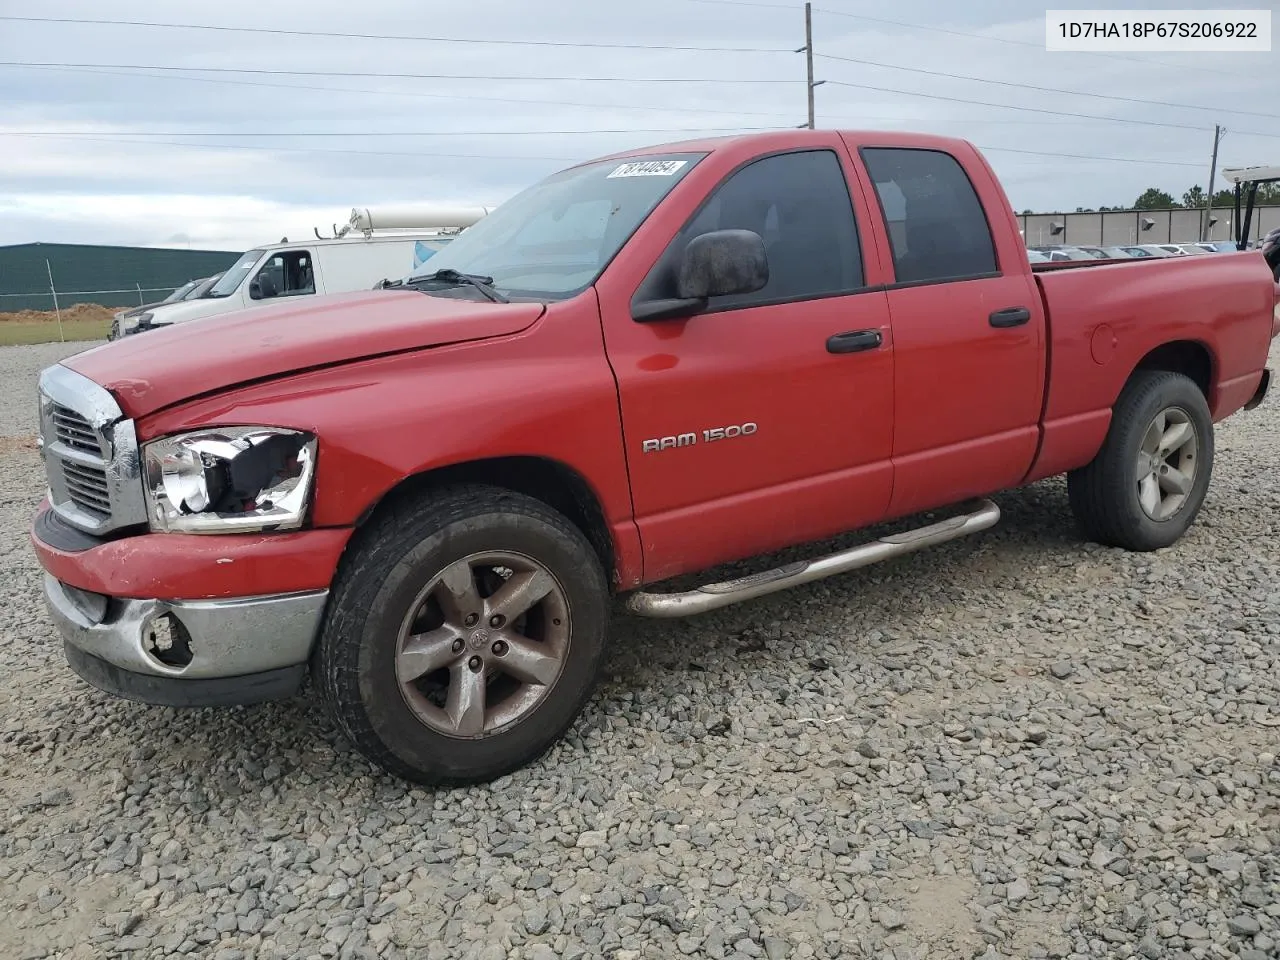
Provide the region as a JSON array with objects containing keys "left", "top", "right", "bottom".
[
  {"left": 632, "top": 229, "right": 769, "bottom": 322},
  {"left": 678, "top": 229, "right": 769, "bottom": 300},
  {"left": 251, "top": 273, "right": 278, "bottom": 300}
]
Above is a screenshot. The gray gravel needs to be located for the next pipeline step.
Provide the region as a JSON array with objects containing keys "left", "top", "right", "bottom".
[
  {"left": 0, "top": 340, "right": 104, "bottom": 437},
  {"left": 1, "top": 341, "right": 1277, "bottom": 960}
]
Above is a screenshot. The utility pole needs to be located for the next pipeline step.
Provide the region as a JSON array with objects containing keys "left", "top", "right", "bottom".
[
  {"left": 805, "top": 3, "right": 815, "bottom": 128},
  {"left": 1202, "top": 124, "right": 1224, "bottom": 241},
  {"left": 795, "top": 3, "right": 824, "bottom": 128}
]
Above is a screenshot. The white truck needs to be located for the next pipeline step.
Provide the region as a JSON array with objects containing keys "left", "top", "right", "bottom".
[{"left": 116, "top": 204, "right": 491, "bottom": 338}]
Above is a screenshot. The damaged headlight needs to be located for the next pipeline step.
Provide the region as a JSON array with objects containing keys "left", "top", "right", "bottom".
[
  {"left": 119, "top": 311, "right": 151, "bottom": 336},
  {"left": 142, "top": 427, "right": 317, "bottom": 534}
]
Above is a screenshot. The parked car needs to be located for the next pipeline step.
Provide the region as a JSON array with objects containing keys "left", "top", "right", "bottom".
[
  {"left": 1132, "top": 244, "right": 1180, "bottom": 258},
  {"left": 185, "top": 272, "right": 224, "bottom": 299},
  {"left": 1194, "top": 241, "right": 1240, "bottom": 253},
  {"left": 109, "top": 275, "right": 219, "bottom": 340},
  {"left": 1026, "top": 248, "right": 1051, "bottom": 262},
  {"left": 30, "top": 128, "right": 1279, "bottom": 785},
  {"left": 1029, "top": 245, "right": 1096, "bottom": 261},
  {"left": 117, "top": 206, "right": 491, "bottom": 337},
  {"left": 1115, "top": 246, "right": 1160, "bottom": 258},
  {"left": 1260, "top": 228, "right": 1280, "bottom": 279},
  {"left": 1074, "top": 246, "right": 1136, "bottom": 260}
]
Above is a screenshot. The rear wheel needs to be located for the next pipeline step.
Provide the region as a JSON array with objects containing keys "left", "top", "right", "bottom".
[
  {"left": 1067, "top": 370, "right": 1213, "bottom": 551},
  {"left": 314, "top": 485, "right": 610, "bottom": 785}
]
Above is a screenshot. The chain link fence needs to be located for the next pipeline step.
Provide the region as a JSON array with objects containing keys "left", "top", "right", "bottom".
[{"left": 0, "top": 256, "right": 200, "bottom": 342}]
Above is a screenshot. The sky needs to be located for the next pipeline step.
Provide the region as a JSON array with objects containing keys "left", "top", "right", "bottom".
[{"left": 0, "top": 0, "right": 1273, "bottom": 251}]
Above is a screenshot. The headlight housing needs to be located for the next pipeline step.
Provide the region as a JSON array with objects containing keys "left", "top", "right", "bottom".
[
  {"left": 120, "top": 312, "right": 151, "bottom": 336},
  {"left": 142, "top": 427, "right": 317, "bottom": 534}
]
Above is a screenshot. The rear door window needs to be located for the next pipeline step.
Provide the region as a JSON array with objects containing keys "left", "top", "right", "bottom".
[{"left": 861, "top": 147, "right": 998, "bottom": 284}]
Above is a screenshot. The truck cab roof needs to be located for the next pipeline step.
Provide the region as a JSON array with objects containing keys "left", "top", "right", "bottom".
[{"left": 588, "top": 128, "right": 982, "bottom": 166}]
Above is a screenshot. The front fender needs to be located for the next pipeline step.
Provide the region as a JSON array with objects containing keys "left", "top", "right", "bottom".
[{"left": 137, "top": 294, "right": 641, "bottom": 573}]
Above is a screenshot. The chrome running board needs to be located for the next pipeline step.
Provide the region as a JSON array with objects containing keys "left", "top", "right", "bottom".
[{"left": 624, "top": 499, "right": 1001, "bottom": 618}]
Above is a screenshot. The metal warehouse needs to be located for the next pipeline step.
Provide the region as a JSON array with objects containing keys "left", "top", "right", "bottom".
[{"left": 0, "top": 242, "right": 243, "bottom": 312}]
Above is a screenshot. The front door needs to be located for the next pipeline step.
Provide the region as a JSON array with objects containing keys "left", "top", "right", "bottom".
[{"left": 598, "top": 144, "right": 896, "bottom": 582}]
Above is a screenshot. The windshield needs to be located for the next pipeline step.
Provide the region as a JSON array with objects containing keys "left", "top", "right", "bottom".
[
  {"left": 188, "top": 274, "right": 220, "bottom": 298},
  {"left": 164, "top": 280, "right": 197, "bottom": 302},
  {"left": 207, "top": 249, "right": 265, "bottom": 298},
  {"left": 403, "top": 153, "right": 705, "bottom": 299}
]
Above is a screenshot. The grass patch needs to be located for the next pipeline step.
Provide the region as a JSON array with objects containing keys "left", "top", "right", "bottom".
[{"left": 0, "top": 320, "right": 109, "bottom": 346}]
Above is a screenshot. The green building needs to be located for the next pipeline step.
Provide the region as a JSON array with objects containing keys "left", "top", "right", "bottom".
[{"left": 0, "top": 242, "right": 243, "bottom": 312}]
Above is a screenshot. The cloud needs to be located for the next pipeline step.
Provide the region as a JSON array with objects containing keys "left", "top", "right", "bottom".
[{"left": 0, "top": 0, "right": 1263, "bottom": 249}]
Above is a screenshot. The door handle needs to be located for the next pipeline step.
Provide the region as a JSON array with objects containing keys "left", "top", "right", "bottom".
[
  {"left": 826, "top": 329, "right": 883, "bottom": 354},
  {"left": 989, "top": 306, "right": 1032, "bottom": 328}
]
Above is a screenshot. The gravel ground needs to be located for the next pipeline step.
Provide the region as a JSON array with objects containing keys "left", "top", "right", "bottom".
[
  {"left": 1, "top": 341, "right": 1277, "bottom": 960},
  {"left": 0, "top": 341, "right": 104, "bottom": 438}
]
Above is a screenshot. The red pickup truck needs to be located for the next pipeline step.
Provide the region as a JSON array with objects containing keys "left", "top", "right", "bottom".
[{"left": 29, "top": 130, "right": 1278, "bottom": 785}]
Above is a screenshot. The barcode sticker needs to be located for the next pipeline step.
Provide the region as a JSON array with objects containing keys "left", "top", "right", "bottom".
[{"left": 606, "top": 160, "right": 688, "bottom": 178}]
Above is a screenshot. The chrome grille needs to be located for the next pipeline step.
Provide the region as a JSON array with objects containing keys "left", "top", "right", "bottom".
[
  {"left": 38, "top": 364, "right": 147, "bottom": 536},
  {"left": 60, "top": 460, "right": 111, "bottom": 517},
  {"left": 51, "top": 404, "right": 102, "bottom": 455}
]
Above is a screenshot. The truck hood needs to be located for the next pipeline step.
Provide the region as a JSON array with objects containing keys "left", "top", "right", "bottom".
[{"left": 63, "top": 289, "right": 545, "bottom": 418}]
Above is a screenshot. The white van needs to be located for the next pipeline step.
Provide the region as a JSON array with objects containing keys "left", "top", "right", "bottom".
[{"left": 117, "top": 205, "right": 490, "bottom": 338}]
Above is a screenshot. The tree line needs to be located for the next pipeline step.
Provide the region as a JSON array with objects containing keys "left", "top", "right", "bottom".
[{"left": 1023, "top": 181, "right": 1280, "bottom": 215}]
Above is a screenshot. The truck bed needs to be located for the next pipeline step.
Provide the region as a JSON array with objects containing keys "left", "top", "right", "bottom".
[{"left": 1025, "top": 250, "right": 1276, "bottom": 482}]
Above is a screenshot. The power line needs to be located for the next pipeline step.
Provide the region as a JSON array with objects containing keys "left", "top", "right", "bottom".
[
  {"left": 817, "top": 52, "right": 1280, "bottom": 122},
  {"left": 823, "top": 79, "right": 1280, "bottom": 141},
  {"left": 14, "top": 131, "right": 1209, "bottom": 172},
  {"left": 14, "top": 59, "right": 1274, "bottom": 139},
  {"left": 13, "top": 59, "right": 1272, "bottom": 137},
  {"left": 0, "top": 61, "right": 800, "bottom": 84},
  {"left": 9, "top": 132, "right": 583, "bottom": 162},
  {"left": 684, "top": 0, "right": 795, "bottom": 7},
  {"left": 0, "top": 15, "right": 791, "bottom": 53},
  {"left": 4, "top": 126, "right": 776, "bottom": 138},
  {"left": 6, "top": 64, "right": 804, "bottom": 123},
  {"left": 5, "top": 62, "right": 1243, "bottom": 137},
  {"left": 683, "top": 0, "right": 1250, "bottom": 79},
  {"left": 975, "top": 145, "right": 1202, "bottom": 168}
]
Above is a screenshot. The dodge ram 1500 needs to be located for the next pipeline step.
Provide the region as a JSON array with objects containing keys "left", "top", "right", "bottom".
[{"left": 29, "top": 129, "right": 1279, "bottom": 785}]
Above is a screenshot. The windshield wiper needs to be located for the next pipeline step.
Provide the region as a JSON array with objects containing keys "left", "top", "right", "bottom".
[{"left": 382, "top": 268, "right": 509, "bottom": 303}]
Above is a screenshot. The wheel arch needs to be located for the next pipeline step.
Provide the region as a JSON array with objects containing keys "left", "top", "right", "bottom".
[
  {"left": 1127, "top": 339, "right": 1214, "bottom": 400},
  {"left": 350, "top": 455, "right": 617, "bottom": 588}
]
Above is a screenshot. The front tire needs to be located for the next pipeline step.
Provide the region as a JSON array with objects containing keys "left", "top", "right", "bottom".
[
  {"left": 314, "top": 485, "right": 610, "bottom": 786},
  {"left": 1067, "top": 370, "right": 1213, "bottom": 551}
]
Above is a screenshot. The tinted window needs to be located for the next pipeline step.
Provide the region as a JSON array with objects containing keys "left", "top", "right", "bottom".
[
  {"left": 638, "top": 149, "right": 864, "bottom": 310},
  {"left": 861, "top": 147, "right": 998, "bottom": 284}
]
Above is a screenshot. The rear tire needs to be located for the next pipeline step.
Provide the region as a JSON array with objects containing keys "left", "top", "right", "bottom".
[
  {"left": 1067, "top": 370, "right": 1213, "bottom": 551},
  {"left": 314, "top": 485, "right": 611, "bottom": 786}
]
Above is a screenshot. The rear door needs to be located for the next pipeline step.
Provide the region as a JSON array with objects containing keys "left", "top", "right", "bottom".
[
  {"left": 850, "top": 143, "right": 1046, "bottom": 517},
  {"left": 598, "top": 144, "right": 896, "bottom": 580}
]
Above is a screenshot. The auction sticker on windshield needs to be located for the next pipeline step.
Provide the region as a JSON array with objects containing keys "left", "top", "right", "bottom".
[{"left": 607, "top": 160, "right": 689, "bottom": 178}]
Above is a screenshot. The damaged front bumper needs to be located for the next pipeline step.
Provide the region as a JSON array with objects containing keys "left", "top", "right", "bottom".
[{"left": 44, "top": 573, "right": 326, "bottom": 707}]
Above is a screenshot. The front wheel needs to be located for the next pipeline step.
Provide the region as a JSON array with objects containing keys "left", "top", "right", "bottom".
[
  {"left": 314, "top": 485, "right": 611, "bottom": 785},
  {"left": 1067, "top": 370, "right": 1214, "bottom": 551}
]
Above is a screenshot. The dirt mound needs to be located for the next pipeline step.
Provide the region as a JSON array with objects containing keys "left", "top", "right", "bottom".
[{"left": 0, "top": 303, "right": 116, "bottom": 325}]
